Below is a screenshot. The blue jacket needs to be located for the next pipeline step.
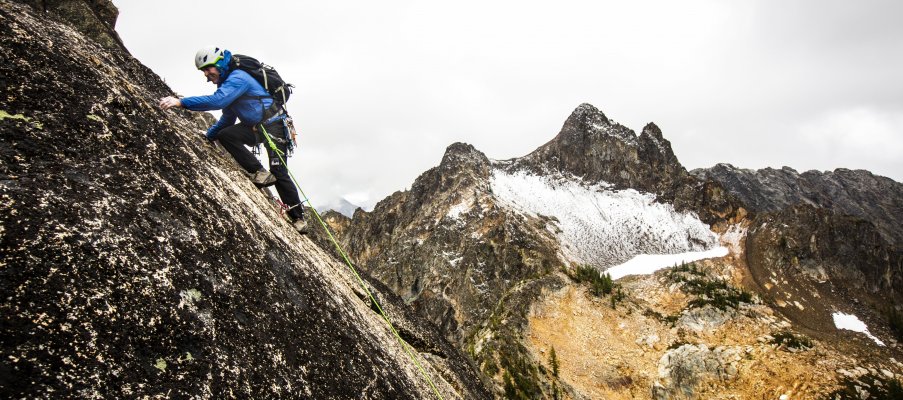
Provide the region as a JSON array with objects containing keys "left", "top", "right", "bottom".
[{"left": 181, "top": 65, "right": 275, "bottom": 139}]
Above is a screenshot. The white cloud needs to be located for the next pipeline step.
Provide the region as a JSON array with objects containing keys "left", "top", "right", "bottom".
[
  {"left": 796, "top": 107, "right": 903, "bottom": 177},
  {"left": 114, "top": 0, "right": 903, "bottom": 210}
]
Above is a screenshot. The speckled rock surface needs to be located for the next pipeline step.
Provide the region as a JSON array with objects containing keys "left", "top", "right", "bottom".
[
  {"left": 10, "top": 0, "right": 128, "bottom": 53},
  {"left": 0, "top": 1, "right": 489, "bottom": 398},
  {"left": 652, "top": 344, "right": 742, "bottom": 399}
]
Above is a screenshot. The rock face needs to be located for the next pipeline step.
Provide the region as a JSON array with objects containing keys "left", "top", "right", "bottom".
[
  {"left": 746, "top": 205, "right": 903, "bottom": 332},
  {"left": 0, "top": 2, "right": 489, "bottom": 398},
  {"left": 696, "top": 164, "right": 903, "bottom": 344},
  {"left": 694, "top": 164, "right": 903, "bottom": 248},
  {"left": 652, "top": 344, "right": 742, "bottom": 399},
  {"left": 337, "top": 140, "right": 566, "bottom": 356},
  {"left": 11, "top": 0, "right": 128, "bottom": 52}
]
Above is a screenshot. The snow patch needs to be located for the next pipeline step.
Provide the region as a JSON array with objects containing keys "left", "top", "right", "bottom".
[
  {"left": 607, "top": 247, "right": 729, "bottom": 280},
  {"left": 490, "top": 170, "right": 719, "bottom": 268},
  {"left": 446, "top": 198, "right": 474, "bottom": 220},
  {"left": 721, "top": 224, "right": 747, "bottom": 255},
  {"left": 832, "top": 312, "right": 885, "bottom": 346}
]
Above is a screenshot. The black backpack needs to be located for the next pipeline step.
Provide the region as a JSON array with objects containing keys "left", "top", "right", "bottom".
[{"left": 229, "top": 54, "right": 293, "bottom": 109}]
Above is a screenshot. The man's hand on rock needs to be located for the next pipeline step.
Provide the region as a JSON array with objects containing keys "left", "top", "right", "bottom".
[{"left": 158, "top": 96, "right": 182, "bottom": 110}]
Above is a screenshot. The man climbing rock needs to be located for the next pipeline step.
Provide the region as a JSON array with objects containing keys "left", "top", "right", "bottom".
[{"left": 159, "top": 46, "right": 307, "bottom": 234}]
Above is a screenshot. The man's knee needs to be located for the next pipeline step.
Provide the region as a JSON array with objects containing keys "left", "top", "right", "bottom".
[
  {"left": 218, "top": 125, "right": 253, "bottom": 145},
  {"left": 270, "top": 166, "right": 291, "bottom": 182}
]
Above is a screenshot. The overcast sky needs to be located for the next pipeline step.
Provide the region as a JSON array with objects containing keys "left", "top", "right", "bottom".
[{"left": 115, "top": 0, "right": 903, "bottom": 210}]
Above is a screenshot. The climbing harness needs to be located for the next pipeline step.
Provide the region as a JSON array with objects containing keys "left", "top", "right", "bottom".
[{"left": 256, "top": 123, "right": 446, "bottom": 400}]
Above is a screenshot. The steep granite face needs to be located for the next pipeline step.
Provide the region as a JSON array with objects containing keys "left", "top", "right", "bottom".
[
  {"left": 0, "top": 2, "right": 489, "bottom": 398},
  {"left": 12, "top": 0, "right": 128, "bottom": 53},
  {"left": 694, "top": 164, "right": 903, "bottom": 247}
]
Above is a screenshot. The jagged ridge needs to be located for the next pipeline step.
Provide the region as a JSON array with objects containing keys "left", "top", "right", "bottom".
[{"left": 694, "top": 163, "right": 903, "bottom": 247}]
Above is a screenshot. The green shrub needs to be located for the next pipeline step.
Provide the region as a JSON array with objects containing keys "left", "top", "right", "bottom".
[
  {"left": 668, "top": 263, "right": 753, "bottom": 311},
  {"left": 669, "top": 262, "right": 705, "bottom": 277},
  {"left": 683, "top": 278, "right": 753, "bottom": 311},
  {"left": 769, "top": 330, "right": 813, "bottom": 351},
  {"left": 568, "top": 265, "right": 623, "bottom": 300},
  {"left": 571, "top": 265, "right": 614, "bottom": 296},
  {"left": 548, "top": 347, "right": 559, "bottom": 378},
  {"left": 643, "top": 308, "right": 679, "bottom": 326},
  {"left": 610, "top": 286, "right": 625, "bottom": 309},
  {"left": 483, "top": 358, "right": 499, "bottom": 377},
  {"left": 498, "top": 341, "right": 542, "bottom": 400}
]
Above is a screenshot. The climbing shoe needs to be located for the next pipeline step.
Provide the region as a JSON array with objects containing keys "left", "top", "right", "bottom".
[
  {"left": 292, "top": 217, "right": 308, "bottom": 234},
  {"left": 251, "top": 169, "right": 277, "bottom": 187}
]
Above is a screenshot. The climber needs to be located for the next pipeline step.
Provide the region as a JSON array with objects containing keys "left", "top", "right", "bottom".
[{"left": 158, "top": 46, "right": 307, "bottom": 234}]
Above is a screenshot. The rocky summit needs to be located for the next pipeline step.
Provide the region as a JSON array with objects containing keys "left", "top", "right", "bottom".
[
  {"left": 0, "top": 1, "right": 489, "bottom": 398},
  {"left": 328, "top": 105, "right": 903, "bottom": 398}
]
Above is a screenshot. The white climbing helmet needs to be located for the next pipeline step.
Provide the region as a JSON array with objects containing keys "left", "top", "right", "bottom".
[{"left": 194, "top": 46, "right": 225, "bottom": 70}]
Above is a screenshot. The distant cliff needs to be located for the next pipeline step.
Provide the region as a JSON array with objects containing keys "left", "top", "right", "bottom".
[{"left": 694, "top": 164, "right": 903, "bottom": 247}]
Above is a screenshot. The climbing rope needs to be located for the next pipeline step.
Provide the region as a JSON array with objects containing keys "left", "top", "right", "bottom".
[{"left": 257, "top": 123, "right": 446, "bottom": 400}]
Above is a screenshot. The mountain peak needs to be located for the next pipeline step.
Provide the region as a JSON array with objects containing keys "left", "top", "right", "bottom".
[
  {"left": 641, "top": 122, "right": 662, "bottom": 138},
  {"left": 513, "top": 104, "right": 688, "bottom": 199},
  {"left": 638, "top": 122, "right": 667, "bottom": 150},
  {"left": 439, "top": 142, "right": 490, "bottom": 173},
  {"left": 555, "top": 103, "right": 637, "bottom": 147},
  {"left": 569, "top": 102, "right": 609, "bottom": 123}
]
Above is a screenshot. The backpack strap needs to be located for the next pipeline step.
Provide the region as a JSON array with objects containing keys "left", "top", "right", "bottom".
[{"left": 261, "top": 102, "right": 286, "bottom": 124}]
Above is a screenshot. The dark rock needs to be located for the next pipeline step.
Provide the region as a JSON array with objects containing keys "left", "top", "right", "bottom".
[
  {"left": 746, "top": 205, "right": 903, "bottom": 333},
  {"left": 694, "top": 163, "right": 903, "bottom": 247},
  {"left": 695, "top": 160, "right": 903, "bottom": 349},
  {"left": 10, "top": 0, "right": 129, "bottom": 53}
]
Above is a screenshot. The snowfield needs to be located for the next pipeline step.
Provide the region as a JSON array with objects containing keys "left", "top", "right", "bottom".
[
  {"left": 490, "top": 169, "right": 723, "bottom": 272},
  {"left": 832, "top": 312, "right": 885, "bottom": 346},
  {"left": 606, "top": 247, "right": 729, "bottom": 280}
]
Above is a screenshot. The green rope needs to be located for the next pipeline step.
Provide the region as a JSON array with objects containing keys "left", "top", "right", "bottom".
[{"left": 257, "top": 124, "right": 446, "bottom": 400}]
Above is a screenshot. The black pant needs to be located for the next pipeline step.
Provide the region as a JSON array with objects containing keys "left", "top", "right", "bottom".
[{"left": 217, "top": 122, "right": 304, "bottom": 220}]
